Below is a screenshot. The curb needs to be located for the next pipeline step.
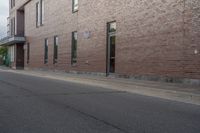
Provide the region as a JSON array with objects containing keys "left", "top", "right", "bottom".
[{"left": 0, "top": 68, "right": 200, "bottom": 106}]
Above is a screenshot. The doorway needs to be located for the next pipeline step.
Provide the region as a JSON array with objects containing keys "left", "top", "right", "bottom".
[{"left": 16, "top": 44, "right": 24, "bottom": 69}]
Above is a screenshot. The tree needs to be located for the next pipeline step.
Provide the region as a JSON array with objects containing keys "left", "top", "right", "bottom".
[
  {"left": 0, "top": 46, "right": 8, "bottom": 65},
  {"left": 0, "top": 46, "right": 7, "bottom": 57}
]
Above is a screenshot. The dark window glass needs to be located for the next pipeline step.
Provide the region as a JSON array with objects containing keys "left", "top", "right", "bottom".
[
  {"left": 44, "top": 39, "right": 48, "bottom": 64},
  {"left": 27, "top": 43, "right": 30, "bottom": 64},
  {"left": 40, "top": 0, "right": 44, "bottom": 25},
  {"left": 11, "top": 0, "right": 12, "bottom": 8},
  {"left": 53, "top": 36, "right": 58, "bottom": 64},
  {"left": 10, "top": 18, "right": 14, "bottom": 36},
  {"left": 110, "top": 36, "right": 116, "bottom": 58},
  {"left": 109, "top": 36, "right": 116, "bottom": 73},
  {"left": 36, "top": 2, "right": 40, "bottom": 27},
  {"left": 13, "top": 0, "right": 15, "bottom": 7},
  {"left": 13, "top": 17, "right": 15, "bottom": 35},
  {"left": 11, "top": 0, "right": 15, "bottom": 8},
  {"left": 71, "top": 31, "right": 77, "bottom": 65}
]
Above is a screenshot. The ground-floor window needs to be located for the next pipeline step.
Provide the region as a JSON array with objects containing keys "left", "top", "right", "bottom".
[
  {"left": 9, "top": 45, "right": 15, "bottom": 62},
  {"left": 53, "top": 36, "right": 58, "bottom": 64},
  {"left": 44, "top": 38, "right": 48, "bottom": 64},
  {"left": 27, "top": 43, "right": 30, "bottom": 64},
  {"left": 71, "top": 31, "right": 77, "bottom": 65},
  {"left": 107, "top": 21, "right": 116, "bottom": 73}
]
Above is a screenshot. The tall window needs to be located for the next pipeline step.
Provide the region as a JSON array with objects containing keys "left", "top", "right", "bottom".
[
  {"left": 44, "top": 39, "right": 48, "bottom": 64},
  {"left": 53, "top": 36, "right": 58, "bottom": 64},
  {"left": 107, "top": 21, "right": 116, "bottom": 73},
  {"left": 11, "top": 0, "right": 15, "bottom": 9},
  {"left": 27, "top": 43, "right": 30, "bottom": 64},
  {"left": 10, "top": 45, "right": 15, "bottom": 62},
  {"left": 10, "top": 17, "right": 15, "bottom": 36},
  {"left": 72, "top": 0, "right": 78, "bottom": 13},
  {"left": 36, "top": 0, "right": 44, "bottom": 27},
  {"left": 36, "top": 2, "right": 40, "bottom": 27},
  {"left": 41, "top": 0, "right": 44, "bottom": 25},
  {"left": 71, "top": 31, "right": 77, "bottom": 65}
]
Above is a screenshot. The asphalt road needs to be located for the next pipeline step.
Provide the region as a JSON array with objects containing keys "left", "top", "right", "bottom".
[{"left": 0, "top": 70, "right": 200, "bottom": 133}]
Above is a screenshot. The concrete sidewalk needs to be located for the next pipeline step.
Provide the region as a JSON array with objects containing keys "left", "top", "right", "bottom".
[{"left": 0, "top": 66, "right": 200, "bottom": 105}]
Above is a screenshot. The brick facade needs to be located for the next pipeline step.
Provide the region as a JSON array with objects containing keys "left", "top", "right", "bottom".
[{"left": 12, "top": 0, "right": 200, "bottom": 80}]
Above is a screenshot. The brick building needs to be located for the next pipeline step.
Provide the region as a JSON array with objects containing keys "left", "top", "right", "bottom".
[{"left": 0, "top": 0, "right": 200, "bottom": 83}]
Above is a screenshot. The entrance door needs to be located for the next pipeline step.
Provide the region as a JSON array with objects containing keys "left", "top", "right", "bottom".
[
  {"left": 16, "top": 44, "right": 24, "bottom": 69},
  {"left": 107, "top": 22, "right": 116, "bottom": 75}
]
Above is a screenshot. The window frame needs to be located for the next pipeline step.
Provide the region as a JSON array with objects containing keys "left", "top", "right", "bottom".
[
  {"left": 10, "top": 45, "right": 15, "bottom": 62},
  {"left": 106, "top": 21, "right": 117, "bottom": 75},
  {"left": 27, "top": 43, "right": 30, "bottom": 64},
  {"left": 10, "top": 17, "right": 15, "bottom": 36},
  {"left": 36, "top": 2, "right": 40, "bottom": 27},
  {"left": 53, "top": 36, "right": 58, "bottom": 64},
  {"left": 36, "top": 0, "right": 44, "bottom": 27},
  {"left": 11, "top": 0, "right": 15, "bottom": 9},
  {"left": 13, "top": 17, "right": 15, "bottom": 35},
  {"left": 72, "top": 0, "right": 78, "bottom": 13},
  {"left": 108, "top": 21, "right": 117, "bottom": 33},
  {"left": 71, "top": 31, "right": 78, "bottom": 65},
  {"left": 44, "top": 38, "right": 48, "bottom": 64},
  {"left": 40, "top": 0, "right": 44, "bottom": 25}
]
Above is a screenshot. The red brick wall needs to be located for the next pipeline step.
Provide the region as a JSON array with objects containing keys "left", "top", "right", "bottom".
[
  {"left": 19, "top": 0, "right": 200, "bottom": 79},
  {"left": 183, "top": 0, "right": 200, "bottom": 79}
]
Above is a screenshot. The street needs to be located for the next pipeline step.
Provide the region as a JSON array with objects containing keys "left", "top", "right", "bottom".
[{"left": 0, "top": 70, "right": 200, "bottom": 133}]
